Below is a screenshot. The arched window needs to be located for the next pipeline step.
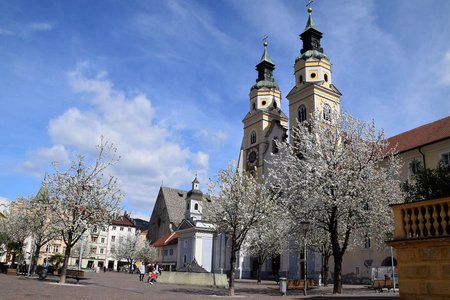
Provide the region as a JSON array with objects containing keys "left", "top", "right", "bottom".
[
  {"left": 323, "top": 103, "right": 331, "bottom": 121},
  {"left": 252, "top": 102, "right": 256, "bottom": 110},
  {"left": 194, "top": 203, "right": 198, "bottom": 210},
  {"left": 250, "top": 131, "right": 256, "bottom": 144},
  {"left": 298, "top": 105, "right": 307, "bottom": 123},
  {"left": 299, "top": 75, "right": 303, "bottom": 84},
  {"left": 272, "top": 137, "right": 279, "bottom": 154}
]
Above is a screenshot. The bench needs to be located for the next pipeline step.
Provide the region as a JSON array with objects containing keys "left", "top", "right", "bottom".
[
  {"left": 372, "top": 279, "right": 394, "bottom": 292},
  {"left": 287, "top": 279, "right": 316, "bottom": 290},
  {"left": 64, "top": 269, "right": 85, "bottom": 283}
]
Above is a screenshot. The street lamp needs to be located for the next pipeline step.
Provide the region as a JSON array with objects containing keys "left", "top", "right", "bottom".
[{"left": 299, "top": 221, "right": 310, "bottom": 296}]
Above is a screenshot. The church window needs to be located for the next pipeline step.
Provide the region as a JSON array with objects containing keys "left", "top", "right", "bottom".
[
  {"left": 157, "top": 217, "right": 161, "bottom": 227},
  {"left": 441, "top": 152, "right": 450, "bottom": 166},
  {"left": 187, "top": 203, "right": 189, "bottom": 210},
  {"left": 364, "top": 236, "right": 371, "bottom": 249},
  {"left": 250, "top": 131, "right": 256, "bottom": 144},
  {"left": 252, "top": 102, "right": 256, "bottom": 110},
  {"left": 273, "top": 101, "right": 277, "bottom": 109},
  {"left": 262, "top": 100, "right": 267, "bottom": 106},
  {"left": 299, "top": 75, "right": 303, "bottom": 84},
  {"left": 298, "top": 105, "right": 307, "bottom": 123},
  {"left": 272, "top": 137, "right": 279, "bottom": 154},
  {"left": 324, "top": 73, "right": 329, "bottom": 82},
  {"left": 323, "top": 103, "right": 331, "bottom": 121},
  {"left": 311, "top": 72, "right": 317, "bottom": 79},
  {"left": 194, "top": 203, "right": 198, "bottom": 210}
]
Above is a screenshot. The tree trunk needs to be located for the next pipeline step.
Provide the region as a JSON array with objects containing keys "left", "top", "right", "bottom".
[
  {"left": 59, "top": 237, "right": 73, "bottom": 284},
  {"left": 228, "top": 248, "right": 237, "bottom": 296},
  {"left": 333, "top": 253, "right": 343, "bottom": 294},
  {"left": 257, "top": 262, "right": 262, "bottom": 284},
  {"left": 32, "top": 243, "right": 41, "bottom": 275},
  {"left": 323, "top": 254, "right": 330, "bottom": 287}
]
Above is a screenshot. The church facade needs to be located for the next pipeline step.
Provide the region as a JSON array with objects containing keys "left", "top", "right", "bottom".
[{"left": 145, "top": 6, "right": 450, "bottom": 284}]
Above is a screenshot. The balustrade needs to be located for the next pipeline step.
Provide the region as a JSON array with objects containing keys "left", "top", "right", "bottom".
[{"left": 391, "top": 197, "right": 450, "bottom": 240}]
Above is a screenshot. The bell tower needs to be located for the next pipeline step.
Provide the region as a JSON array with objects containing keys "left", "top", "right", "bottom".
[
  {"left": 286, "top": 6, "right": 342, "bottom": 142},
  {"left": 238, "top": 39, "right": 288, "bottom": 181}
]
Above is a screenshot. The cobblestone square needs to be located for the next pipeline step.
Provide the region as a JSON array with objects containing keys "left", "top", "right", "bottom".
[{"left": 0, "top": 271, "right": 399, "bottom": 300}]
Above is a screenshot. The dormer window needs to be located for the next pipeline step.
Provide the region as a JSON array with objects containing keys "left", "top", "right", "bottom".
[{"left": 250, "top": 131, "right": 256, "bottom": 144}]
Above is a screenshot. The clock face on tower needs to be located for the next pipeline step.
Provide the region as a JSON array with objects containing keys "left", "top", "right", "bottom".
[{"left": 247, "top": 148, "right": 258, "bottom": 167}]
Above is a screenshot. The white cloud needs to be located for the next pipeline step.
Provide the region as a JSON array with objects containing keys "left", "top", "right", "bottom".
[
  {"left": 29, "top": 22, "right": 54, "bottom": 32},
  {"left": 0, "top": 28, "right": 14, "bottom": 36},
  {"left": 21, "top": 145, "right": 70, "bottom": 177},
  {"left": 24, "top": 62, "right": 209, "bottom": 215}
]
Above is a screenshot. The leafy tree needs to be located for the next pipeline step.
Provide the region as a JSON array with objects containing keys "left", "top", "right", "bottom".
[
  {"left": 206, "top": 162, "right": 276, "bottom": 296},
  {"left": 402, "top": 162, "right": 450, "bottom": 202},
  {"left": 44, "top": 139, "right": 123, "bottom": 283},
  {"left": 268, "top": 112, "right": 403, "bottom": 294},
  {"left": 49, "top": 253, "right": 65, "bottom": 270}
]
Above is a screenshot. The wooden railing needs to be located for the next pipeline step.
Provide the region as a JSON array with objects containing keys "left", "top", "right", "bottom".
[{"left": 391, "top": 197, "right": 450, "bottom": 240}]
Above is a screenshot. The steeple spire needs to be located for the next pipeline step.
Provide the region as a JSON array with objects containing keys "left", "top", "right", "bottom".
[
  {"left": 297, "top": 4, "right": 328, "bottom": 61},
  {"left": 252, "top": 36, "right": 278, "bottom": 90}
]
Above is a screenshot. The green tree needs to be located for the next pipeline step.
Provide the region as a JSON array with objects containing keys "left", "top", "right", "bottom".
[{"left": 402, "top": 162, "right": 450, "bottom": 202}]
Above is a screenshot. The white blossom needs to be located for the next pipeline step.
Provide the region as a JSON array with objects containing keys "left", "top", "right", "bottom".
[
  {"left": 268, "top": 111, "right": 403, "bottom": 294},
  {"left": 44, "top": 138, "right": 123, "bottom": 283}
]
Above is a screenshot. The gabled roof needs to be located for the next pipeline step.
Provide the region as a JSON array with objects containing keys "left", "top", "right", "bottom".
[
  {"left": 112, "top": 214, "right": 136, "bottom": 227},
  {"left": 161, "top": 187, "right": 187, "bottom": 227},
  {"left": 388, "top": 116, "right": 450, "bottom": 154},
  {"left": 152, "top": 232, "right": 178, "bottom": 247}
]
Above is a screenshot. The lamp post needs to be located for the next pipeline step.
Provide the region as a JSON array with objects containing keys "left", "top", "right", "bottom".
[{"left": 299, "top": 221, "right": 310, "bottom": 296}]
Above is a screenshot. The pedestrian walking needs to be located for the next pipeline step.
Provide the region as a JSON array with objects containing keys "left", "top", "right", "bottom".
[
  {"left": 149, "top": 271, "right": 156, "bottom": 285},
  {"left": 138, "top": 264, "right": 145, "bottom": 281}
]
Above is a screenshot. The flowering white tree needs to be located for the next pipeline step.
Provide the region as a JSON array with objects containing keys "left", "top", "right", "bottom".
[
  {"left": 45, "top": 139, "right": 123, "bottom": 284},
  {"left": 133, "top": 239, "right": 157, "bottom": 264},
  {"left": 112, "top": 234, "right": 138, "bottom": 272},
  {"left": 113, "top": 234, "right": 157, "bottom": 272},
  {"left": 25, "top": 189, "right": 59, "bottom": 273},
  {"left": 0, "top": 200, "right": 29, "bottom": 264},
  {"left": 206, "top": 162, "right": 276, "bottom": 296},
  {"left": 268, "top": 112, "right": 403, "bottom": 294},
  {"left": 244, "top": 204, "right": 289, "bottom": 283}
]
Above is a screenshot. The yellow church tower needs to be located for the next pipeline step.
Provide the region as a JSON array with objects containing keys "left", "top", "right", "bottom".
[
  {"left": 238, "top": 40, "right": 288, "bottom": 181},
  {"left": 286, "top": 6, "right": 341, "bottom": 141}
]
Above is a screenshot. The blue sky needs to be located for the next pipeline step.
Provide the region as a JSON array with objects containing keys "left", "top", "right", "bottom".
[{"left": 1, "top": 0, "right": 450, "bottom": 220}]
